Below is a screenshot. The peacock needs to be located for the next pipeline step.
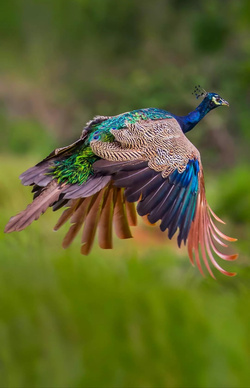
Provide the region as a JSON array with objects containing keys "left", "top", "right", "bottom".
[{"left": 5, "top": 86, "right": 238, "bottom": 277}]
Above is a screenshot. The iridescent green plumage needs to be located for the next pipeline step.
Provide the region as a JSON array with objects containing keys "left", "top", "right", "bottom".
[{"left": 51, "top": 146, "right": 97, "bottom": 184}]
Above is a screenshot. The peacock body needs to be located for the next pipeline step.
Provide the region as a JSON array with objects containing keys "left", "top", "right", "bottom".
[
  {"left": 5, "top": 88, "right": 238, "bottom": 277},
  {"left": 51, "top": 108, "right": 173, "bottom": 185}
]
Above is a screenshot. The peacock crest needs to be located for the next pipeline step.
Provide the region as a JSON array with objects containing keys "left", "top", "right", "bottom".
[{"left": 192, "top": 85, "right": 208, "bottom": 99}]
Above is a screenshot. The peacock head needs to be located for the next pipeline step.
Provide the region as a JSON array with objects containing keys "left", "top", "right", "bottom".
[
  {"left": 180, "top": 86, "right": 229, "bottom": 133},
  {"left": 193, "top": 85, "right": 229, "bottom": 110}
]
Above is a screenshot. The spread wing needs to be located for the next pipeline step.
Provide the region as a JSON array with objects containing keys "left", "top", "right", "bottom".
[
  {"left": 93, "top": 118, "right": 237, "bottom": 277},
  {"left": 4, "top": 117, "right": 137, "bottom": 254}
]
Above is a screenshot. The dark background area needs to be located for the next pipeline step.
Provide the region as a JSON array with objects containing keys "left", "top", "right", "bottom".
[{"left": 0, "top": 1, "right": 249, "bottom": 387}]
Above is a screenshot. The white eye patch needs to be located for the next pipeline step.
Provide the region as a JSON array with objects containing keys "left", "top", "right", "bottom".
[{"left": 212, "top": 96, "right": 221, "bottom": 105}]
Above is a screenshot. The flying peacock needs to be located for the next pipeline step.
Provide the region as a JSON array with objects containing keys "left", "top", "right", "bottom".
[{"left": 5, "top": 86, "right": 238, "bottom": 277}]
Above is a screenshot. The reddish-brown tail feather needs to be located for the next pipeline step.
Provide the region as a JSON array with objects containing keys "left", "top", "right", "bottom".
[{"left": 187, "top": 174, "right": 238, "bottom": 278}]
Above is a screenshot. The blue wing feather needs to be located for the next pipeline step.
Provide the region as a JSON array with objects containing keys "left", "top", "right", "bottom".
[
  {"left": 158, "top": 160, "right": 199, "bottom": 243},
  {"left": 105, "top": 159, "right": 200, "bottom": 246}
]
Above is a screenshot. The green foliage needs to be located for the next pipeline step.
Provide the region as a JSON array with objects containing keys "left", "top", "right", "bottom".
[
  {"left": 216, "top": 166, "right": 250, "bottom": 224},
  {"left": 0, "top": 113, "right": 55, "bottom": 156},
  {"left": 193, "top": 15, "right": 229, "bottom": 53}
]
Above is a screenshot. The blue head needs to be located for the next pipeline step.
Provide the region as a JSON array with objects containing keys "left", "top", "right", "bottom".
[
  {"left": 176, "top": 86, "right": 229, "bottom": 133},
  {"left": 193, "top": 85, "right": 229, "bottom": 111}
]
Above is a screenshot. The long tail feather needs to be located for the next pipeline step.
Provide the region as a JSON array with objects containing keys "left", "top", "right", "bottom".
[{"left": 187, "top": 174, "right": 237, "bottom": 277}]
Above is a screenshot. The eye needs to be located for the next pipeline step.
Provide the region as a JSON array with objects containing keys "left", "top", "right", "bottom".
[{"left": 216, "top": 97, "right": 221, "bottom": 103}]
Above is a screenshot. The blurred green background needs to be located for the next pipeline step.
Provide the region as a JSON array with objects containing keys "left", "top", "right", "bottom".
[{"left": 0, "top": 1, "right": 250, "bottom": 387}]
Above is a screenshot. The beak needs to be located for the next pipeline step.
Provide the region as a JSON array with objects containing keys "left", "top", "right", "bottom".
[{"left": 221, "top": 99, "right": 229, "bottom": 107}]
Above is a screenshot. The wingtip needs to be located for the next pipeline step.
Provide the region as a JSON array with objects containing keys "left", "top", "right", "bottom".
[
  {"left": 81, "top": 243, "right": 91, "bottom": 255},
  {"left": 4, "top": 217, "right": 23, "bottom": 233},
  {"left": 4, "top": 225, "right": 12, "bottom": 234}
]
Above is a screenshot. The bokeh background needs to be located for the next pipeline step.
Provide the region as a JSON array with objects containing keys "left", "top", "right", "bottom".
[{"left": 0, "top": 1, "right": 250, "bottom": 387}]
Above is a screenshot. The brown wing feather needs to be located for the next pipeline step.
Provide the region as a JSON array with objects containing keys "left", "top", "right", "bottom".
[
  {"left": 113, "top": 188, "right": 133, "bottom": 239},
  {"left": 51, "top": 183, "right": 135, "bottom": 254},
  {"left": 98, "top": 186, "right": 114, "bottom": 249},
  {"left": 125, "top": 201, "right": 137, "bottom": 226},
  {"left": 5, "top": 181, "right": 64, "bottom": 232},
  {"left": 81, "top": 189, "right": 106, "bottom": 255},
  {"left": 54, "top": 199, "right": 83, "bottom": 231},
  {"left": 62, "top": 197, "right": 92, "bottom": 249}
]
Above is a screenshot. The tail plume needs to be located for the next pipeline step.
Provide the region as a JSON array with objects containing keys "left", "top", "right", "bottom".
[{"left": 187, "top": 185, "right": 238, "bottom": 278}]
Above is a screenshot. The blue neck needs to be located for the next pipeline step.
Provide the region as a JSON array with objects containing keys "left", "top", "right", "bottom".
[{"left": 174, "top": 97, "right": 214, "bottom": 133}]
